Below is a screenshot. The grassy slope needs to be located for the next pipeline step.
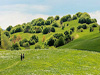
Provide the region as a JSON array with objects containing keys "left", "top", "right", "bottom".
[
  {"left": 10, "top": 19, "right": 100, "bottom": 51},
  {"left": 0, "top": 49, "right": 100, "bottom": 75}
]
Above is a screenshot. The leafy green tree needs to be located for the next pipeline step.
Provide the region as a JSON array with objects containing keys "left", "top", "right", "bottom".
[
  {"left": 35, "top": 44, "right": 41, "bottom": 49},
  {"left": 23, "top": 42, "right": 30, "bottom": 47},
  {"left": 54, "top": 36, "right": 65, "bottom": 47},
  {"left": 55, "top": 15, "right": 60, "bottom": 20},
  {"left": 19, "top": 38, "right": 28, "bottom": 46},
  {"left": 64, "top": 31, "right": 69, "bottom": 35},
  {"left": 90, "top": 27, "right": 94, "bottom": 32},
  {"left": 30, "top": 35, "right": 38, "bottom": 43},
  {"left": 35, "top": 27, "right": 42, "bottom": 33},
  {"left": 92, "top": 23, "right": 98, "bottom": 27},
  {"left": 43, "top": 27, "right": 50, "bottom": 34},
  {"left": 4, "top": 31, "right": 10, "bottom": 38},
  {"left": 76, "top": 12, "right": 83, "bottom": 17},
  {"left": 6, "top": 25, "right": 13, "bottom": 31},
  {"left": 45, "top": 20, "right": 51, "bottom": 25},
  {"left": 29, "top": 39, "right": 35, "bottom": 45},
  {"left": 72, "top": 15, "right": 77, "bottom": 20},
  {"left": 64, "top": 35, "right": 71, "bottom": 43},
  {"left": 60, "top": 14, "right": 71, "bottom": 22},
  {"left": 51, "top": 27, "right": 55, "bottom": 32},
  {"left": 47, "top": 37, "right": 55, "bottom": 46},
  {"left": 53, "top": 33, "right": 64, "bottom": 39},
  {"left": 52, "top": 22, "right": 59, "bottom": 27},
  {"left": 11, "top": 43, "right": 21, "bottom": 50},
  {"left": 24, "top": 25, "right": 31, "bottom": 33},
  {"left": 70, "top": 27, "right": 75, "bottom": 32}
]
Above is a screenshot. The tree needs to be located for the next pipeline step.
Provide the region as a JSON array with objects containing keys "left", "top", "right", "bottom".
[
  {"left": 4, "top": 31, "right": 10, "bottom": 38},
  {"left": 35, "top": 44, "right": 41, "bottom": 49},
  {"left": 76, "top": 12, "right": 83, "bottom": 17},
  {"left": 70, "top": 27, "right": 75, "bottom": 32},
  {"left": 24, "top": 25, "right": 31, "bottom": 33},
  {"left": 23, "top": 42, "right": 30, "bottom": 47},
  {"left": 6, "top": 25, "right": 13, "bottom": 31},
  {"left": 72, "top": 15, "right": 77, "bottom": 20},
  {"left": 30, "top": 35, "right": 38, "bottom": 43},
  {"left": 11, "top": 43, "right": 21, "bottom": 50},
  {"left": 47, "top": 37, "right": 55, "bottom": 46},
  {"left": 45, "top": 20, "right": 51, "bottom": 25},
  {"left": 43, "top": 27, "right": 50, "bottom": 34},
  {"left": 55, "top": 15, "right": 60, "bottom": 20},
  {"left": 60, "top": 14, "right": 71, "bottom": 22},
  {"left": 51, "top": 27, "right": 55, "bottom": 32},
  {"left": 52, "top": 22, "right": 59, "bottom": 27},
  {"left": 54, "top": 36, "right": 65, "bottom": 47},
  {"left": 90, "top": 27, "right": 94, "bottom": 32},
  {"left": 64, "top": 31, "right": 69, "bottom": 35},
  {"left": 53, "top": 33, "right": 64, "bottom": 39},
  {"left": 64, "top": 35, "right": 71, "bottom": 43}
]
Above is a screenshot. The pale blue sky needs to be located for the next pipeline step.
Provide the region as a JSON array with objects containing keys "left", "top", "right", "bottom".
[{"left": 0, "top": 0, "right": 100, "bottom": 29}]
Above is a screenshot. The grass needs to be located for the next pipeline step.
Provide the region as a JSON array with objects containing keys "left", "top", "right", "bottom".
[{"left": 0, "top": 49, "right": 100, "bottom": 75}]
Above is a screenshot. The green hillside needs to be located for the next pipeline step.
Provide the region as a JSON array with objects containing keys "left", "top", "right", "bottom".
[{"left": 0, "top": 49, "right": 100, "bottom": 75}]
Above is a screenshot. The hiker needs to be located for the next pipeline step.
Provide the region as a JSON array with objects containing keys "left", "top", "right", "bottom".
[
  {"left": 21, "top": 53, "right": 22, "bottom": 61},
  {"left": 23, "top": 53, "right": 24, "bottom": 59}
]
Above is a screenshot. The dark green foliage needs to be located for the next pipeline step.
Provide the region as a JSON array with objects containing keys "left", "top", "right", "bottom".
[
  {"left": 19, "top": 38, "right": 28, "bottom": 46},
  {"left": 64, "top": 35, "right": 71, "bottom": 43},
  {"left": 35, "top": 44, "right": 41, "bottom": 49},
  {"left": 54, "top": 36, "right": 65, "bottom": 47},
  {"left": 43, "top": 27, "right": 50, "bottom": 34},
  {"left": 10, "top": 26, "right": 23, "bottom": 34},
  {"left": 35, "top": 27, "right": 42, "bottom": 33},
  {"left": 78, "top": 17, "right": 86, "bottom": 24},
  {"left": 30, "top": 35, "right": 38, "bottom": 43},
  {"left": 52, "top": 22, "right": 59, "bottom": 27},
  {"left": 72, "top": 15, "right": 77, "bottom": 20},
  {"left": 47, "top": 37, "right": 55, "bottom": 46},
  {"left": 82, "top": 24, "right": 87, "bottom": 29},
  {"left": 90, "top": 27, "right": 94, "bottom": 32},
  {"left": 76, "top": 12, "right": 83, "bottom": 17},
  {"left": 6, "top": 26, "right": 13, "bottom": 31},
  {"left": 70, "top": 30, "right": 73, "bottom": 35},
  {"left": 11, "top": 43, "right": 21, "bottom": 50},
  {"left": 47, "top": 16, "right": 54, "bottom": 23},
  {"left": 70, "top": 27, "right": 75, "bottom": 32},
  {"left": 67, "top": 18, "right": 72, "bottom": 21},
  {"left": 53, "top": 33, "right": 64, "bottom": 39},
  {"left": 29, "top": 40, "right": 35, "bottom": 45},
  {"left": 92, "top": 23, "right": 98, "bottom": 27},
  {"left": 45, "top": 20, "right": 51, "bottom": 25},
  {"left": 60, "top": 14, "right": 71, "bottom": 22},
  {"left": 23, "top": 42, "right": 30, "bottom": 47},
  {"left": 62, "top": 26, "right": 65, "bottom": 30},
  {"left": 51, "top": 27, "right": 55, "bottom": 32},
  {"left": 77, "top": 25, "right": 82, "bottom": 29},
  {"left": 64, "top": 31, "right": 69, "bottom": 35},
  {"left": 55, "top": 15, "right": 60, "bottom": 20},
  {"left": 4, "top": 31, "right": 10, "bottom": 38},
  {"left": 24, "top": 25, "right": 31, "bottom": 33}
]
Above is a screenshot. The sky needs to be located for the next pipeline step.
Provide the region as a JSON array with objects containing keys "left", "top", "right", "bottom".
[{"left": 0, "top": 0, "right": 100, "bottom": 29}]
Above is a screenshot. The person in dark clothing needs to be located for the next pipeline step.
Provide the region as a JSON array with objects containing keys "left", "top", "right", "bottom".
[
  {"left": 21, "top": 53, "right": 22, "bottom": 61},
  {"left": 23, "top": 54, "right": 24, "bottom": 59}
]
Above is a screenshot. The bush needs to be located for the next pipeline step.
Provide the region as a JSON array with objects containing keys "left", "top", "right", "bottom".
[
  {"left": 92, "top": 23, "right": 98, "bottom": 27},
  {"left": 77, "top": 25, "right": 82, "bottom": 30},
  {"left": 72, "top": 15, "right": 77, "bottom": 20},
  {"left": 29, "top": 39, "right": 35, "bottom": 45},
  {"left": 64, "top": 31, "right": 69, "bottom": 35},
  {"left": 23, "top": 42, "right": 30, "bottom": 47},
  {"left": 24, "top": 25, "right": 31, "bottom": 33},
  {"left": 11, "top": 43, "right": 21, "bottom": 50},
  {"left": 45, "top": 20, "right": 51, "bottom": 25},
  {"left": 76, "top": 12, "right": 83, "bottom": 17},
  {"left": 4, "top": 31, "right": 10, "bottom": 38},
  {"left": 90, "top": 27, "right": 94, "bottom": 32},
  {"left": 55, "top": 15, "right": 60, "bottom": 20},
  {"left": 6, "top": 26, "right": 13, "bottom": 31},
  {"left": 35, "top": 27, "right": 42, "bottom": 33},
  {"left": 82, "top": 24, "right": 87, "bottom": 29},
  {"left": 70, "top": 27, "right": 75, "bottom": 32},
  {"left": 35, "top": 44, "right": 41, "bottom": 49},
  {"left": 30, "top": 35, "right": 38, "bottom": 43},
  {"left": 62, "top": 26, "right": 65, "bottom": 30},
  {"left": 51, "top": 27, "right": 55, "bottom": 32},
  {"left": 53, "top": 33, "right": 64, "bottom": 39},
  {"left": 47, "top": 37, "right": 55, "bottom": 46},
  {"left": 54, "top": 36, "right": 65, "bottom": 47},
  {"left": 52, "top": 22, "right": 59, "bottom": 27},
  {"left": 70, "top": 30, "right": 73, "bottom": 35},
  {"left": 64, "top": 35, "right": 71, "bottom": 43},
  {"left": 60, "top": 14, "right": 71, "bottom": 22},
  {"left": 19, "top": 38, "right": 28, "bottom": 46},
  {"left": 43, "top": 27, "right": 50, "bottom": 34}
]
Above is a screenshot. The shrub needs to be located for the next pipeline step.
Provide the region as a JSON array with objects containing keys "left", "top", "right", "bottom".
[
  {"left": 77, "top": 25, "right": 82, "bottom": 30},
  {"left": 62, "top": 26, "right": 65, "bottom": 30},
  {"left": 92, "top": 23, "right": 98, "bottom": 27},
  {"left": 70, "top": 27, "right": 75, "bottom": 32},
  {"left": 47, "top": 37, "right": 55, "bottom": 46},
  {"left": 70, "top": 30, "right": 73, "bottom": 35},
  {"left": 52, "top": 22, "right": 59, "bottom": 27},
  {"left": 6, "top": 26, "right": 13, "bottom": 31},
  {"left": 76, "top": 12, "right": 83, "bottom": 17},
  {"left": 19, "top": 38, "right": 28, "bottom": 46},
  {"left": 51, "top": 27, "right": 55, "bottom": 32},
  {"left": 35, "top": 27, "right": 42, "bottom": 33},
  {"left": 30, "top": 35, "right": 38, "bottom": 43},
  {"left": 4, "top": 31, "right": 10, "bottom": 38},
  {"left": 64, "top": 31, "right": 69, "bottom": 35},
  {"left": 11, "top": 43, "right": 21, "bottom": 50},
  {"left": 43, "top": 27, "right": 50, "bottom": 34},
  {"left": 35, "top": 44, "right": 41, "bottom": 49},
  {"left": 72, "top": 15, "right": 77, "bottom": 20},
  {"left": 60, "top": 14, "right": 71, "bottom": 22},
  {"left": 55, "top": 15, "right": 60, "bottom": 20},
  {"left": 23, "top": 42, "right": 30, "bottom": 47},
  {"left": 45, "top": 20, "right": 51, "bottom": 25},
  {"left": 82, "top": 24, "right": 87, "bottom": 29},
  {"left": 64, "top": 35, "right": 71, "bottom": 43},
  {"left": 29, "top": 39, "right": 35, "bottom": 45},
  {"left": 54, "top": 36, "right": 65, "bottom": 47},
  {"left": 24, "top": 25, "right": 31, "bottom": 33},
  {"left": 90, "top": 27, "right": 94, "bottom": 32},
  {"left": 53, "top": 33, "right": 64, "bottom": 39}
]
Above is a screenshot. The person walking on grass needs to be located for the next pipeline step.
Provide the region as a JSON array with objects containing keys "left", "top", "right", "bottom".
[
  {"left": 23, "top": 53, "right": 24, "bottom": 60},
  {"left": 21, "top": 53, "right": 22, "bottom": 61}
]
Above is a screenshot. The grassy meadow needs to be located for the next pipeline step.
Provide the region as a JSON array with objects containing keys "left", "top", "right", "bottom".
[{"left": 0, "top": 49, "right": 100, "bottom": 75}]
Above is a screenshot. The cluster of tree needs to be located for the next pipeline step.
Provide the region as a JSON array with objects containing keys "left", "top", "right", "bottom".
[
  {"left": 77, "top": 24, "right": 87, "bottom": 30},
  {"left": 19, "top": 35, "right": 38, "bottom": 47},
  {"left": 46, "top": 32, "right": 72, "bottom": 47},
  {"left": 43, "top": 27, "right": 55, "bottom": 34}
]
